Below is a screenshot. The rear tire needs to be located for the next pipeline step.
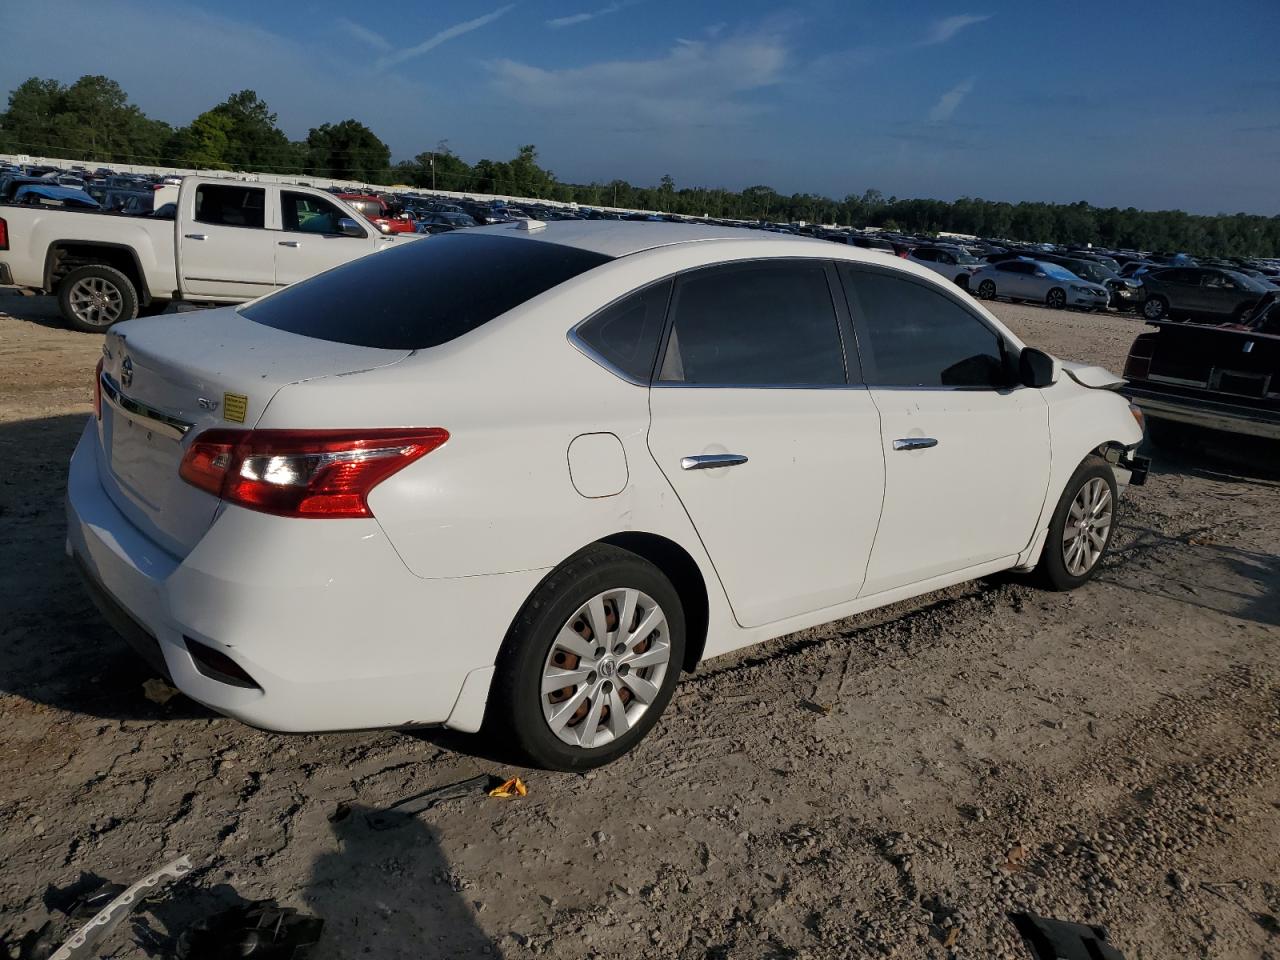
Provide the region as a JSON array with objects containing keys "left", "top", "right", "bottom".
[
  {"left": 977, "top": 279, "right": 997, "bottom": 300},
  {"left": 488, "top": 544, "right": 685, "bottom": 771},
  {"left": 58, "top": 264, "right": 139, "bottom": 332},
  {"left": 1035, "top": 456, "right": 1118, "bottom": 591}
]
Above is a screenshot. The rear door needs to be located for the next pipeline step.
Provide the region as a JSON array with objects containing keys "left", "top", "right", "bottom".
[
  {"left": 645, "top": 259, "right": 885, "bottom": 628},
  {"left": 179, "top": 182, "right": 278, "bottom": 299},
  {"left": 274, "top": 190, "right": 379, "bottom": 287},
  {"left": 838, "top": 264, "right": 1050, "bottom": 596}
]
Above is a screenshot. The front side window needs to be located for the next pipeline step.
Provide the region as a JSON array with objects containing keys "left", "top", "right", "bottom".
[
  {"left": 840, "top": 266, "right": 1010, "bottom": 389},
  {"left": 194, "top": 184, "right": 265, "bottom": 229},
  {"left": 657, "top": 261, "right": 846, "bottom": 386},
  {"left": 282, "top": 191, "right": 356, "bottom": 235},
  {"left": 574, "top": 280, "right": 672, "bottom": 383}
]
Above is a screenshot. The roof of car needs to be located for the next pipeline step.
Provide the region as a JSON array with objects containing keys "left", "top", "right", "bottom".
[{"left": 470, "top": 218, "right": 817, "bottom": 258}]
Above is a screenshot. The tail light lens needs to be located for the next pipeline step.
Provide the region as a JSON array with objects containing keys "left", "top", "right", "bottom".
[
  {"left": 1124, "top": 337, "right": 1156, "bottom": 380},
  {"left": 179, "top": 428, "right": 448, "bottom": 518},
  {"left": 0, "top": 216, "right": 8, "bottom": 251},
  {"left": 94, "top": 357, "right": 104, "bottom": 419}
]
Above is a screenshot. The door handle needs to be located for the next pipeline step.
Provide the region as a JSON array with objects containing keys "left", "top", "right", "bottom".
[
  {"left": 278, "top": 240, "right": 301, "bottom": 248},
  {"left": 892, "top": 437, "right": 938, "bottom": 451},
  {"left": 681, "top": 453, "right": 748, "bottom": 470},
  {"left": 183, "top": 233, "right": 208, "bottom": 241}
]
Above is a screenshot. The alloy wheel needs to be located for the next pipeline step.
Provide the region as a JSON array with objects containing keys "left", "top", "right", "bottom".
[
  {"left": 540, "top": 587, "right": 671, "bottom": 749},
  {"left": 1047, "top": 288, "right": 1066, "bottom": 309},
  {"left": 978, "top": 280, "right": 996, "bottom": 300},
  {"left": 67, "top": 277, "right": 124, "bottom": 327},
  {"left": 1062, "top": 477, "right": 1113, "bottom": 576}
]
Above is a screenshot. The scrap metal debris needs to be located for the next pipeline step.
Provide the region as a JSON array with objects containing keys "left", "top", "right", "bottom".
[
  {"left": 48, "top": 855, "right": 193, "bottom": 960},
  {"left": 177, "top": 903, "right": 323, "bottom": 960},
  {"left": 365, "top": 774, "right": 494, "bottom": 830},
  {"left": 1010, "top": 912, "right": 1126, "bottom": 960},
  {"left": 488, "top": 777, "right": 528, "bottom": 799}
]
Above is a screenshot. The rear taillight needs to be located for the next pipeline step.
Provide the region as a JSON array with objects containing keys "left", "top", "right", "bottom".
[
  {"left": 179, "top": 428, "right": 449, "bottom": 518},
  {"left": 94, "top": 357, "right": 104, "bottom": 419},
  {"left": 0, "top": 216, "right": 8, "bottom": 250},
  {"left": 1124, "top": 337, "right": 1156, "bottom": 380}
]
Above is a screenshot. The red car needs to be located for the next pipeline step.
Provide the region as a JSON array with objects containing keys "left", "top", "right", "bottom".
[{"left": 337, "top": 193, "right": 415, "bottom": 234}]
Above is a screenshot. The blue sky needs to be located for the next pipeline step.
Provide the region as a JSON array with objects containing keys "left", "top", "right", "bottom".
[{"left": 2, "top": 0, "right": 1278, "bottom": 214}]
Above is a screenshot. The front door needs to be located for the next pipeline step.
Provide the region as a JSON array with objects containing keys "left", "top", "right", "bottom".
[
  {"left": 837, "top": 264, "right": 1050, "bottom": 596},
  {"left": 179, "top": 183, "right": 277, "bottom": 299},
  {"left": 275, "top": 191, "right": 379, "bottom": 287},
  {"left": 646, "top": 260, "right": 885, "bottom": 628}
]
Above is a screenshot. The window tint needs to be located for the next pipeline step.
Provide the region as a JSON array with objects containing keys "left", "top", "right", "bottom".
[
  {"left": 657, "top": 261, "right": 846, "bottom": 386},
  {"left": 841, "top": 266, "right": 1010, "bottom": 389},
  {"left": 574, "top": 280, "right": 672, "bottom": 382},
  {"left": 999, "top": 261, "right": 1033, "bottom": 274},
  {"left": 194, "top": 184, "right": 265, "bottom": 229},
  {"left": 282, "top": 191, "right": 356, "bottom": 235},
  {"left": 912, "top": 249, "right": 937, "bottom": 262},
  {"left": 242, "top": 233, "right": 612, "bottom": 350}
]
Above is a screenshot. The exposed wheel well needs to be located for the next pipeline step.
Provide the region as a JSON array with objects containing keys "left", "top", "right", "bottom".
[
  {"left": 598, "top": 532, "right": 710, "bottom": 674},
  {"left": 45, "top": 243, "right": 151, "bottom": 302}
]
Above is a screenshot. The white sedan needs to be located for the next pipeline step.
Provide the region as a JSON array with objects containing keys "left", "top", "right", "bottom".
[{"left": 67, "top": 221, "right": 1148, "bottom": 769}]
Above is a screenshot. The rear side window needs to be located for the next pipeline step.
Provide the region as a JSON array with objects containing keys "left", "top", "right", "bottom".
[
  {"left": 574, "top": 280, "right": 672, "bottom": 383},
  {"left": 243, "top": 233, "right": 612, "bottom": 350},
  {"left": 194, "top": 184, "right": 265, "bottom": 229},
  {"left": 841, "top": 266, "right": 1010, "bottom": 389},
  {"left": 658, "top": 261, "right": 846, "bottom": 386}
]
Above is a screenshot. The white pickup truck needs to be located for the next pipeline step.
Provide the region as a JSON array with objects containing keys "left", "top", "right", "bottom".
[{"left": 0, "top": 177, "right": 418, "bottom": 331}]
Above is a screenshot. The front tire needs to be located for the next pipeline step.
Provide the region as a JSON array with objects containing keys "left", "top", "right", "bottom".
[
  {"left": 1143, "top": 295, "right": 1169, "bottom": 320},
  {"left": 489, "top": 544, "right": 685, "bottom": 771},
  {"left": 58, "top": 264, "right": 139, "bottom": 332},
  {"left": 1046, "top": 287, "right": 1067, "bottom": 310},
  {"left": 1036, "top": 456, "right": 1118, "bottom": 591}
]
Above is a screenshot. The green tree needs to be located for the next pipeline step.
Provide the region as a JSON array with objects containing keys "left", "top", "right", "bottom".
[{"left": 305, "top": 119, "right": 391, "bottom": 182}]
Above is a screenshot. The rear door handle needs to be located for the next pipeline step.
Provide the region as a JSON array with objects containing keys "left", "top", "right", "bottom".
[
  {"left": 277, "top": 240, "right": 301, "bottom": 248},
  {"left": 183, "top": 233, "right": 208, "bottom": 241},
  {"left": 681, "top": 454, "right": 748, "bottom": 470},
  {"left": 892, "top": 437, "right": 938, "bottom": 451}
]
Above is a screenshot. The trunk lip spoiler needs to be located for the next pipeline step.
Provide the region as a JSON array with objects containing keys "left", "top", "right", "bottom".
[{"left": 100, "top": 370, "right": 194, "bottom": 441}]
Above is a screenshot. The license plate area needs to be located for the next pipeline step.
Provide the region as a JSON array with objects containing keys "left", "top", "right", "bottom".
[{"left": 108, "top": 408, "right": 182, "bottom": 509}]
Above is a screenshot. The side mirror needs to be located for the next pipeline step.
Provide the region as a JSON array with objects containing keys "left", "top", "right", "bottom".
[
  {"left": 337, "top": 217, "right": 365, "bottom": 238},
  {"left": 1034, "top": 271, "right": 1046, "bottom": 278},
  {"left": 1019, "top": 347, "right": 1059, "bottom": 388}
]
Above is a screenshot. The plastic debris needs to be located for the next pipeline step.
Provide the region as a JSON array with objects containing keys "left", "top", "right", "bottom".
[
  {"left": 487, "top": 777, "right": 528, "bottom": 799},
  {"left": 1010, "top": 912, "right": 1125, "bottom": 960},
  {"left": 177, "top": 902, "right": 323, "bottom": 959}
]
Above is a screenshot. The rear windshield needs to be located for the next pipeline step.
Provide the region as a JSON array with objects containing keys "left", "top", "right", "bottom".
[{"left": 242, "top": 233, "right": 613, "bottom": 350}]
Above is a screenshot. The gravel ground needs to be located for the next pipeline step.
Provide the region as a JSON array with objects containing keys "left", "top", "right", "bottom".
[{"left": 1, "top": 292, "right": 1277, "bottom": 959}]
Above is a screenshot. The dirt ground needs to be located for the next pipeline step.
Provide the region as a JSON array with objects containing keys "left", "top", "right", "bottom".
[{"left": 1, "top": 290, "right": 1277, "bottom": 960}]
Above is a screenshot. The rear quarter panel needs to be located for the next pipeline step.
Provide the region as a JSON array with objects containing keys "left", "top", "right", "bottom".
[{"left": 15, "top": 207, "right": 177, "bottom": 295}]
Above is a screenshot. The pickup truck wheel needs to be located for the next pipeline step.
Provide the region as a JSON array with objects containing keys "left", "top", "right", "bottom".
[
  {"left": 1036, "top": 456, "right": 1118, "bottom": 591},
  {"left": 58, "top": 265, "right": 139, "bottom": 332}
]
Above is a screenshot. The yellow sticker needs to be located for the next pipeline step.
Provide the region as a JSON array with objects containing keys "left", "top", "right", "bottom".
[{"left": 223, "top": 393, "right": 248, "bottom": 424}]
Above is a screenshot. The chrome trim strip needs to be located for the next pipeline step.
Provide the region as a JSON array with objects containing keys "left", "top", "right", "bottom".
[{"left": 100, "top": 372, "right": 194, "bottom": 440}]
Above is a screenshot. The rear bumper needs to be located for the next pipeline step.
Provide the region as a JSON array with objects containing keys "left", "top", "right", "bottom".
[
  {"left": 65, "top": 418, "right": 543, "bottom": 733},
  {"left": 1122, "top": 384, "right": 1280, "bottom": 440}
]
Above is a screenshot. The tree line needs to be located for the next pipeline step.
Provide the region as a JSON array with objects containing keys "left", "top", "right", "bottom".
[{"left": 3, "top": 75, "right": 1279, "bottom": 258}]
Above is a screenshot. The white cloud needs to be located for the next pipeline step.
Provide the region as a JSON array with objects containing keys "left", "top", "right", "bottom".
[
  {"left": 336, "top": 18, "right": 392, "bottom": 52},
  {"left": 487, "top": 33, "right": 788, "bottom": 127},
  {"left": 927, "top": 77, "right": 975, "bottom": 122},
  {"left": 378, "top": 5, "right": 516, "bottom": 69},
  {"left": 919, "top": 13, "right": 990, "bottom": 46},
  {"left": 547, "top": 1, "right": 639, "bottom": 28}
]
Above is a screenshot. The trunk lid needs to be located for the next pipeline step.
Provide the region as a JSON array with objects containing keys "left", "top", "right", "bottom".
[{"left": 96, "top": 307, "right": 411, "bottom": 558}]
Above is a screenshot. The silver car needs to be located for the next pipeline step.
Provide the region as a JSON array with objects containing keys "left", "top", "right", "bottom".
[{"left": 971, "top": 259, "right": 1110, "bottom": 310}]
